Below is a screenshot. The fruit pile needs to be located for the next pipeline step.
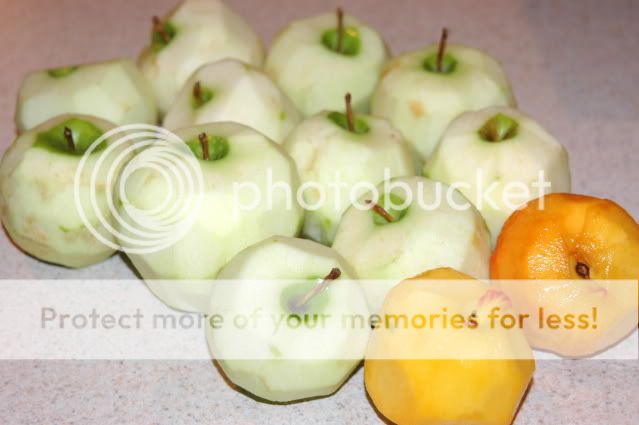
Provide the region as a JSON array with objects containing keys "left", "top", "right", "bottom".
[{"left": 1, "top": 1, "right": 638, "bottom": 424}]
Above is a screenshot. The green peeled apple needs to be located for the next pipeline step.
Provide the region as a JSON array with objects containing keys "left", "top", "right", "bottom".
[
  {"left": 139, "top": 0, "right": 264, "bottom": 114},
  {"left": 371, "top": 29, "right": 515, "bottom": 161},
  {"left": 424, "top": 106, "right": 571, "bottom": 244},
  {"left": 0, "top": 115, "right": 129, "bottom": 268},
  {"left": 207, "top": 236, "right": 369, "bottom": 403},
  {"left": 16, "top": 59, "right": 157, "bottom": 132},
  {"left": 332, "top": 176, "right": 491, "bottom": 313},
  {"left": 163, "top": 59, "right": 301, "bottom": 144},
  {"left": 265, "top": 9, "right": 388, "bottom": 115},
  {"left": 116, "top": 122, "right": 304, "bottom": 312},
  {"left": 283, "top": 95, "right": 415, "bottom": 245}
]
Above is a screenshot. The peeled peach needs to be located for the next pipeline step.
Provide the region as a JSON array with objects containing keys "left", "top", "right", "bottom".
[
  {"left": 365, "top": 268, "right": 534, "bottom": 425},
  {"left": 491, "top": 193, "right": 639, "bottom": 356}
]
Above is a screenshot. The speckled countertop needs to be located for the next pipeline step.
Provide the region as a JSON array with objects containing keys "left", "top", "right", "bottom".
[{"left": 0, "top": 0, "right": 638, "bottom": 424}]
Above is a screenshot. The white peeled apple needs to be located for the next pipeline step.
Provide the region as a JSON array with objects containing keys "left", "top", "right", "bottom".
[
  {"left": 283, "top": 96, "right": 415, "bottom": 245},
  {"left": 207, "top": 236, "right": 369, "bottom": 403},
  {"left": 265, "top": 9, "right": 388, "bottom": 115},
  {"left": 16, "top": 59, "right": 157, "bottom": 132},
  {"left": 424, "top": 106, "right": 571, "bottom": 243},
  {"left": 116, "top": 122, "right": 303, "bottom": 312},
  {"left": 139, "top": 0, "right": 264, "bottom": 114},
  {"left": 332, "top": 176, "right": 491, "bottom": 312},
  {"left": 371, "top": 29, "right": 515, "bottom": 161},
  {"left": 0, "top": 115, "right": 128, "bottom": 268},
  {"left": 163, "top": 59, "right": 301, "bottom": 144}
]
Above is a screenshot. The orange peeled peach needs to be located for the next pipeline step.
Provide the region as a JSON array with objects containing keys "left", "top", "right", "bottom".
[
  {"left": 365, "top": 268, "right": 535, "bottom": 425},
  {"left": 491, "top": 193, "right": 639, "bottom": 356}
]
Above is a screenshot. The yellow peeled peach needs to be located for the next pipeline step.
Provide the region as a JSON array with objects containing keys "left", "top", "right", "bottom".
[
  {"left": 491, "top": 193, "right": 639, "bottom": 356},
  {"left": 364, "top": 268, "right": 534, "bottom": 425}
]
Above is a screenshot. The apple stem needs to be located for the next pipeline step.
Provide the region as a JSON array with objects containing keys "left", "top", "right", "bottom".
[
  {"left": 345, "top": 93, "right": 355, "bottom": 132},
  {"left": 366, "top": 200, "right": 395, "bottom": 223},
  {"left": 294, "top": 268, "right": 342, "bottom": 311},
  {"left": 198, "top": 132, "right": 209, "bottom": 160},
  {"left": 193, "top": 81, "right": 203, "bottom": 104},
  {"left": 63, "top": 126, "right": 75, "bottom": 152},
  {"left": 152, "top": 16, "right": 170, "bottom": 44},
  {"left": 336, "top": 8, "right": 344, "bottom": 53},
  {"left": 576, "top": 262, "right": 590, "bottom": 279},
  {"left": 436, "top": 27, "right": 449, "bottom": 73}
]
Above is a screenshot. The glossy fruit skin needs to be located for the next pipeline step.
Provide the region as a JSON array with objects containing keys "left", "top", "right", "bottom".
[
  {"left": 491, "top": 193, "right": 639, "bottom": 356},
  {"left": 365, "top": 268, "right": 535, "bottom": 425}
]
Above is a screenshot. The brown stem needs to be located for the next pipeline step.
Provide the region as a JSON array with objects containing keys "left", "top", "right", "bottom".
[
  {"left": 436, "top": 27, "right": 449, "bottom": 72},
  {"left": 193, "top": 81, "right": 203, "bottom": 104},
  {"left": 198, "top": 132, "right": 209, "bottom": 160},
  {"left": 336, "top": 8, "right": 344, "bottom": 53},
  {"left": 152, "top": 16, "right": 170, "bottom": 43},
  {"left": 576, "top": 262, "right": 590, "bottom": 279},
  {"left": 366, "top": 200, "right": 394, "bottom": 222},
  {"left": 294, "top": 268, "right": 342, "bottom": 311},
  {"left": 344, "top": 93, "right": 354, "bottom": 132},
  {"left": 63, "top": 126, "right": 75, "bottom": 151}
]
